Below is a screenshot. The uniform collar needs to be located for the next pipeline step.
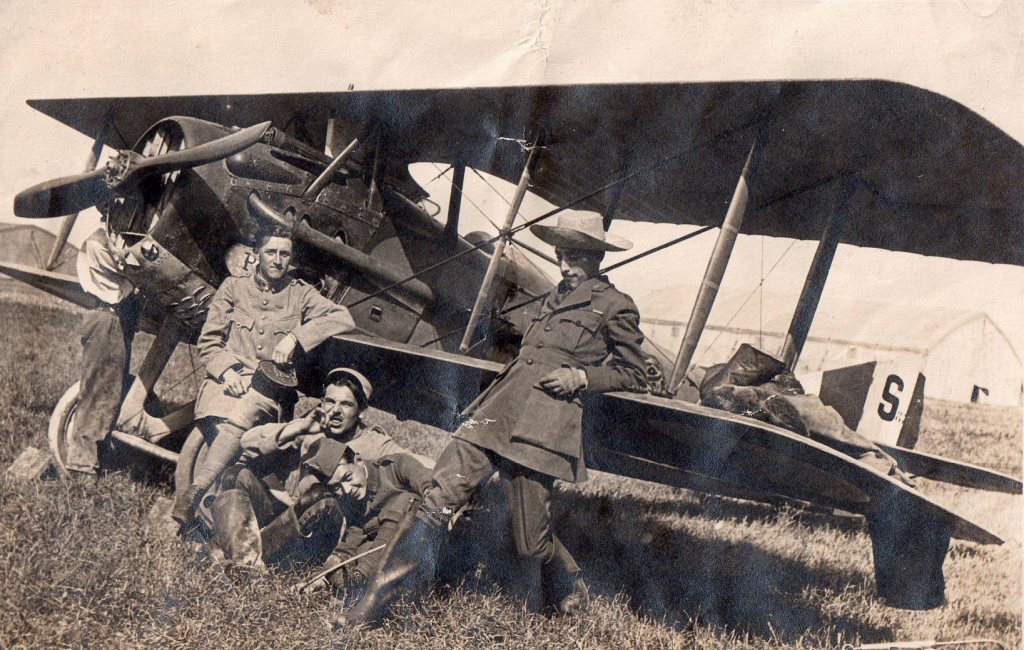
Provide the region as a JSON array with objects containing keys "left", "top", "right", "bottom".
[
  {"left": 252, "top": 268, "right": 294, "bottom": 293},
  {"left": 547, "top": 275, "right": 609, "bottom": 311}
]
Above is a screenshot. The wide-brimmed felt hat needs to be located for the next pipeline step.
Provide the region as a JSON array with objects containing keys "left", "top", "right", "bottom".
[
  {"left": 530, "top": 212, "right": 632, "bottom": 252},
  {"left": 326, "top": 367, "right": 373, "bottom": 401}
]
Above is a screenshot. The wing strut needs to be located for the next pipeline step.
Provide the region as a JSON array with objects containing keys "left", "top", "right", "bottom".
[
  {"left": 459, "top": 138, "right": 542, "bottom": 353},
  {"left": 669, "top": 139, "right": 757, "bottom": 392},
  {"left": 43, "top": 116, "right": 111, "bottom": 270},
  {"left": 779, "top": 177, "right": 856, "bottom": 370},
  {"left": 442, "top": 163, "right": 465, "bottom": 248}
]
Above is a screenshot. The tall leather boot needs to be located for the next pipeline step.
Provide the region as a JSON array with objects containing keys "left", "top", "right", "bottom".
[
  {"left": 258, "top": 507, "right": 303, "bottom": 565},
  {"left": 340, "top": 511, "right": 445, "bottom": 629},
  {"left": 541, "top": 538, "right": 589, "bottom": 616},
  {"left": 261, "top": 488, "right": 343, "bottom": 568},
  {"left": 208, "top": 489, "right": 264, "bottom": 568},
  {"left": 171, "top": 483, "right": 207, "bottom": 534}
]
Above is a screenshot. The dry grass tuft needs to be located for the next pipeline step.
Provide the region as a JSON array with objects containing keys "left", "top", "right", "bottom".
[{"left": 0, "top": 296, "right": 1019, "bottom": 648}]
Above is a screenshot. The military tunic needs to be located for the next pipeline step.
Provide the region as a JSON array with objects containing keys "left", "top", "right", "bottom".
[
  {"left": 239, "top": 420, "right": 411, "bottom": 506},
  {"left": 455, "top": 275, "right": 647, "bottom": 482},
  {"left": 332, "top": 454, "right": 433, "bottom": 581},
  {"left": 195, "top": 273, "right": 355, "bottom": 422}
]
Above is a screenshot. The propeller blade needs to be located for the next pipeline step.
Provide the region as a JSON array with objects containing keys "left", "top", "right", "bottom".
[
  {"left": 13, "top": 121, "right": 271, "bottom": 219},
  {"left": 118, "top": 120, "right": 272, "bottom": 185},
  {"left": 13, "top": 168, "right": 108, "bottom": 218}
]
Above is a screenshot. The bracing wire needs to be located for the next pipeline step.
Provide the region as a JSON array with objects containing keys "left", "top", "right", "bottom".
[
  {"left": 348, "top": 115, "right": 766, "bottom": 310},
  {"left": 418, "top": 227, "right": 715, "bottom": 349},
  {"left": 700, "top": 238, "right": 799, "bottom": 358},
  {"left": 430, "top": 162, "right": 504, "bottom": 233}
]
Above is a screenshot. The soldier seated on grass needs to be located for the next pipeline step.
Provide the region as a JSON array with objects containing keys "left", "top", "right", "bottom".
[
  {"left": 304, "top": 442, "right": 434, "bottom": 593},
  {"left": 203, "top": 368, "right": 431, "bottom": 570}
]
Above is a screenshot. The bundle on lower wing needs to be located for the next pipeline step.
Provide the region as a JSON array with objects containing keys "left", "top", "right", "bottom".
[{"left": 699, "top": 344, "right": 916, "bottom": 488}]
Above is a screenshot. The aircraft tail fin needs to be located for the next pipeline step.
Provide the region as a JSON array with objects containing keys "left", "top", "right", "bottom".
[
  {"left": 799, "top": 360, "right": 1022, "bottom": 493},
  {"left": 799, "top": 361, "right": 925, "bottom": 448}
]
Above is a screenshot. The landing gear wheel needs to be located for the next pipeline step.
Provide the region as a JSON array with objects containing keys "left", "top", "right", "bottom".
[
  {"left": 48, "top": 378, "right": 182, "bottom": 476},
  {"left": 47, "top": 381, "right": 84, "bottom": 472},
  {"left": 173, "top": 427, "right": 210, "bottom": 514}
]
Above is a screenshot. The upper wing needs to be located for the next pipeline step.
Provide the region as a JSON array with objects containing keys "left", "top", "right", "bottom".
[{"left": 27, "top": 80, "right": 1024, "bottom": 265}]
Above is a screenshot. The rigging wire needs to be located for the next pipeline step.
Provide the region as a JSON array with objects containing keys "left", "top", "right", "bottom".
[
  {"left": 430, "top": 162, "right": 504, "bottom": 233},
  {"left": 759, "top": 237, "right": 764, "bottom": 350},
  {"left": 348, "top": 115, "right": 767, "bottom": 310},
  {"left": 700, "top": 238, "right": 799, "bottom": 359},
  {"left": 508, "top": 238, "right": 558, "bottom": 267},
  {"left": 425, "top": 164, "right": 454, "bottom": 185},
  {"left": 471, "top": 167, "right": 515, "bottom": 210},
  {"left": 418, "top": 226, "right": 716, "bottom": 349}
]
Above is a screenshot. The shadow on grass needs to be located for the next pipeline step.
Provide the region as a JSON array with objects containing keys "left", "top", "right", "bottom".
[
  {"left": 436, "top": 481, "right": 895, "bottom": 645},
  {"left": 588, "top": 477, "right": 869, "bottom": 536}
]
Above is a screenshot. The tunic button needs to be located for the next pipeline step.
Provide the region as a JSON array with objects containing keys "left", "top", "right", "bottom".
[
  {"left": 262, "top": 299, "right": 268, "bottom": 305},
  {"left": 257, "top": 345, "right": 263, "bottom": 350},
  {"left": 537, "top": 343, "right": 544, "bottom": 348},
  {"left": 544, "top": 326, "right": 551, "bottom": 332},
  {"left": 259, "top": 329, "right": 264, "bottom": 334},
  {"left": 525, "top": 359, "right": 533, "bottom": 365}
]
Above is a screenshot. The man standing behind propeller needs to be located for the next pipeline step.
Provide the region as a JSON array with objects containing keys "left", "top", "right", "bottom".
[
  {"left": 66, "top": 227, "right": 139, "bottom": 476},
  {"left": 172, "top": 226, "right": 355, "bottom": 528}
]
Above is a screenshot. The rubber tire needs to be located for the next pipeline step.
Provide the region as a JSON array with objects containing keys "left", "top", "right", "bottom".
[
  {"left": 47, "top": 381, "right": 83, "bottom": 472},
  {"left": 174, "top": 427, "right": 210, "bottom": 503}
]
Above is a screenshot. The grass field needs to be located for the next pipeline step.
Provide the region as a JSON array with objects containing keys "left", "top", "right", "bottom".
[{"left": 0, "top": 296, "right": 1020, "bottom": 649}]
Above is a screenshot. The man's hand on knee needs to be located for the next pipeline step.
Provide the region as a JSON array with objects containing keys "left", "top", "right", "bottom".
[{"left": 221, "top": 368, "right": 250, "bottom": 397}]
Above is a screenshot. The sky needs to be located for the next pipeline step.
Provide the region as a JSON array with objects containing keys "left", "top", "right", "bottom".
[{"left": 0, "top": 0, "right": 1021, "bottom": 365}]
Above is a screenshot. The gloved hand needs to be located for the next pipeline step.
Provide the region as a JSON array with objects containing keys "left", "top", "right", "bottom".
[{"left": 538, "top": 367, "right": 588, "bottom": 397}]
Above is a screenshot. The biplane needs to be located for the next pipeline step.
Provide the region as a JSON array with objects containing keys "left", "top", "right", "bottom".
[{"left": 3, "top": 79, "right": 1022, "bottom": 610}]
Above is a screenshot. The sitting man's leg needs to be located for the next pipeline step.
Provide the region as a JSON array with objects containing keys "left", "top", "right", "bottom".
[
  {"left": 208, "top": 464, "right": 280, "bottom": 567},
  {"left": 174, "top": 390, "right": 281, "bottom": 526},
  {"left": 261, "top": 483, "right": 344, "bottom": 567},
  {"left": 191, "top": 418, "right": 247, "bottom": 494},
  {"left": 342, "top": 438, "right": 495, "bottom": 627},
  {"left": 210, "top": 465, "right": 343, "bottom": 568}
]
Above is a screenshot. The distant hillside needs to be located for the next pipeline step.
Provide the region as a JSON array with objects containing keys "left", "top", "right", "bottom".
[{"left": 0, "top": 224, "right": 78, "bottom": 297}]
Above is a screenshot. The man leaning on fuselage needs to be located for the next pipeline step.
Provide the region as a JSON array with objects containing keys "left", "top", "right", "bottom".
[
  {"left": 343, "top": 212, "right": 648, "bottom": 628},
  {"left": 172, "top": 227, "right": 355, "bottom": 528}
]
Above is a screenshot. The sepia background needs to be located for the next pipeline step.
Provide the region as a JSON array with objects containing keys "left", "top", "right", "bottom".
[{"left": 0, "top": 1, "right": 1020, "bottom": 648}]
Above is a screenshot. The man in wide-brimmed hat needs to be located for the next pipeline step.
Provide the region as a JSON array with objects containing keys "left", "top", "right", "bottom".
[{"left": 343, "top": 212, "right": 648, "bottom": 627}]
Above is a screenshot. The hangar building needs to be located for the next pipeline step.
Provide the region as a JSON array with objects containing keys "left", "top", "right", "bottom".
[{"left": 639, "top": 290, "right": 1022, "bottom": 407}]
